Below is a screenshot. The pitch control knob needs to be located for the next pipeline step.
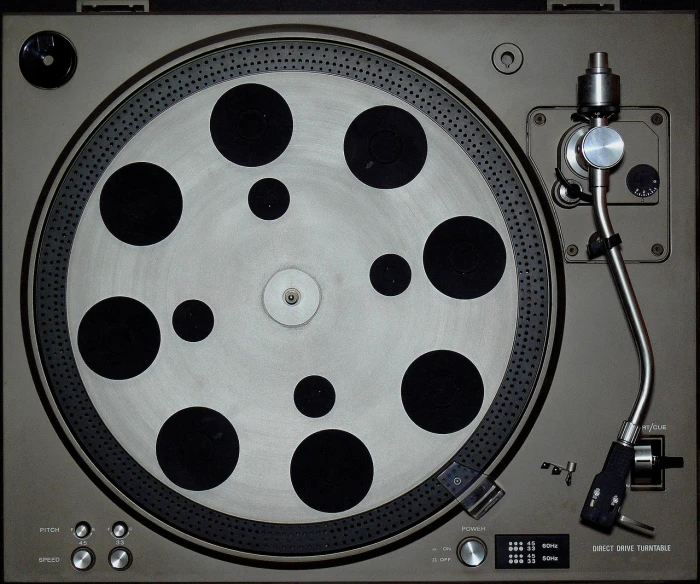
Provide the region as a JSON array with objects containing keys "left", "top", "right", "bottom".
[
  {"left": 109, "top": 547, "right": 132, "bottom": 571},
  {"left": 111, "top": 521, "right": 128, "bottom": 538},
  {"left": 74, "top": 521, "right": 91, "bottom": 538},
  {"left": 71, "top": 547, "right": 95, "bottom": 571},
  {"left": 457, "top": 537, "right": 487, "bottom": 567}
]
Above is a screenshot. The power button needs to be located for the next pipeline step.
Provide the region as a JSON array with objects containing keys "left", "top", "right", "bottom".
[{"left": 457, "top": 537, "right": 487, "bottom": 567}]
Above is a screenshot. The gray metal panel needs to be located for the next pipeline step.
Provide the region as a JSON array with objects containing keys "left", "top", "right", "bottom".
[{"left": 3, "top": 11, "right": 697, "bottom": 582}]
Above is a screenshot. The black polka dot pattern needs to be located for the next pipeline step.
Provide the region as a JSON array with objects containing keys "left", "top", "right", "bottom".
[
  {"left": 291, "top": 430, "right": 373, "bottom": 513},
  {"left": 294, "top": 376, "right": 335, "bottom": 418},
  {"left": 401, "top": 350, "right": 484, "bottom": 434},
  {"left": 210, "top": 83, "right": 293, "bottom": 167},
  {"left": 423, "top": 216, "right": 507, "bottom": 300},
  {"left": 369, "top": 254, "right": 412, "bottom": 296},
  {"left": 172, "top": 300, "right": 214, "bottom": 342},
  {"left": 156, "top": 407, "right": 239, "bottom": 491},
  {"left": 248, "top": 178, "right": 290, "bottom": 220},
  {"left": 100, "top": 162, "right": 182, "bottom": 246},
  {"left": 344, "top": 105, "right": 427, "bottom": 189},
  {"left": 77, "top": 296, "right": 160, "bottom": 380},
  {"left": 35, "top": 40, "right": 551, "bottom": 557}
]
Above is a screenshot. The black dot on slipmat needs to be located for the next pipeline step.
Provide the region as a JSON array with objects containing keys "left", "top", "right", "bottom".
[
  {"left": 291, "top": 430, "right": 373, "bottom": 513},
  {"left": 344, "top": 105, "right": 427, "bottom": 189},
  {"left": 248, "top": 178, "right": 290, "bottom": 220},
  {"left": 423, "top": 216, "right": 507, "bottom": 300},
  {"left": 156, "top": 407, "right": 239, "bottom": 491},
  {"left": 210, "top": 83, "right": 293, "bottom": 167},
  {"left": 370, "top": 254, "right": 411, "bottom": 296},
  {"left": 100, "top": 162, "right": 182, "bottom": 246},
  {"left": 77, "top": 296, "right": 160, "bottom": 380},
  {"left": 294, "top": 376, "right": 335, "bottom": 418},
  {"left": 401, "top": 350, "right": 484, "bottom": 434},
  {"left": 172, "top": 300, "right": 214, "bottom": 342}
]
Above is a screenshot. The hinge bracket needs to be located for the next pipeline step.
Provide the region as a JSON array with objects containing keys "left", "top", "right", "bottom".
[{"left": 77, "top": 1, "right": 149, "bottom": 12}]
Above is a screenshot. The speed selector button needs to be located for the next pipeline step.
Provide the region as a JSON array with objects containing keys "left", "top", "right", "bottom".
[
  {"left": 71, "top": 547, "right": 95, "bottom": 571},
  {"left": 109, "top": 547, "right": 132, "bottom": 571},
  {"left": 457, "top": 537, "right": 487, "bottom": 567},
  {"left": 111, "top": 521, "right": 128, "bottom": 538}
]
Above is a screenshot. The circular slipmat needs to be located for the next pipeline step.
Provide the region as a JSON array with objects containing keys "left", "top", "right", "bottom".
[{"left": 32, "top": 36, "right": 554, "bottom": 562}]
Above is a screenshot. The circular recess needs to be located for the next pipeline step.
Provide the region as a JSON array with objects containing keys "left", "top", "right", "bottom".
[
  {"left": 210, "top": 83, "right": 293, "bottom": 166},
  {"left": 34, "top": 39, "right": 551, "bottom": 559},
  {"left": 344, "top": 105, "right": 427, "bottom": 189},
  {"left": 248, "top": 178, "right": 290, "bottom": 220},
  {"left": 294, "top": 376, "right": 336, "bottom": 418},
  {"left": 19, "top": 30, "right": 77, "bottom": 89},
  {"left": 263, "top": 268, "right": 321, "bottom": 327},
  {"left": 402, "top": 350, "right": 484, "bottom": 434},
  {"left": 424, "top": 216, "right": 507, "bottom": 300},
  {"left": 100, "top": 162, "right": 182, "bottom": 246},
  {"left": 290, "top": 430, "right": 373, "bottom": 513},
  {"left": 491, "top": 43, "right": 523, "bottom": 75},
  {"left": 77, "top": 297, "right": 160, "bottom": 380},
  {"left": 172, "top": 300, "right": 214, "bottom": 342},
  {"left": 156, "top": 407, "right": 239, "bottom": 491},
  {"left": 369, "top": 254, "right": 412, "bottom": 296}
]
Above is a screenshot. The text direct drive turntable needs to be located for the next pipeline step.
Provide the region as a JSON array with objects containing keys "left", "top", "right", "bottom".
[{"left": 1, "top": 5, "right": 697, "bottom": 582}]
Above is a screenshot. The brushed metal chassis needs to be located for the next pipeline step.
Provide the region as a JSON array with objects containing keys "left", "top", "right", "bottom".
[{"left": 2, "top": 11, "right": 697, "bottom": 582}]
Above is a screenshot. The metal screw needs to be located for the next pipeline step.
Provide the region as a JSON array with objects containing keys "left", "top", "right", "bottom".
[
  {"left": 533, "top": 113, "right": 546, "bottom": 126},
  {"left": 566, "top": 244, "right": 579, "bottom": 257},
  {"left": 284, "top": 288, "right": 300, "bottom": 305},
  {"left": 651, "top": 243, "right": 664, "bottom": 256},
  {"left": 651, "top": 113, "right": 663, "bottom": 126}
]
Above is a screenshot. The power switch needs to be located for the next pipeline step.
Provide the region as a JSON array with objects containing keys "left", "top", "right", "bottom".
[{"left": 457, "top": 538, "right": 487, "bottom": 567}]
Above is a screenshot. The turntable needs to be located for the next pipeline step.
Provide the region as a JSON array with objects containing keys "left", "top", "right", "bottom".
[{"left": 2, "top": 3, "right": 697, "bottom": 581}]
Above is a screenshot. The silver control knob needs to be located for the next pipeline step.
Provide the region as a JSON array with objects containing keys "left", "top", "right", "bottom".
[
  {"left": 71, "top": 547, "right": 95, "bottom": 571},
  {"left": 457, "top": 537, "right": 487, "bottom": 567},
  {"left": 112, "top": 521, "right": 128, "bottom": 538},
  {"left": 74, "top": 521, "right": 91, "bottom": 539},
  {"left": 580, "top": 126, "right": 624, "bottom": 170},
  {"left": 109, "top": 547, "right": 132, "bottom": 571}
]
